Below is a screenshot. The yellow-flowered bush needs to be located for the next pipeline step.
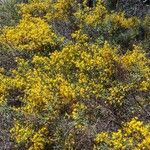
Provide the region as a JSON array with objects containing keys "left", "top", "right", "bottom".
[
  {"left": 10, "top": 121, "right": 50, "bottom": 150},
  {"left": 105, "top": 12, "right": 140, "bottom": 29},
  {"left": 75, "top": 0, "right": 139, "bottom": 29},
  {"left": 74, "top": 0, "right": 140, "bottom": 48},
  {"left": 0, "top": 15, "right": 58, "bottom": 51},
  {"left": 18, "top": 2, "right": 50, "bottom": 18},
  {"left": 95, "top": 118, "right": 150, "bottom": 150},
  {"left": 74, "top": 0, "right": 108, "bottom": 27},
  {"left": 0, "top": 0, "right": 150, "bottom": 149},
  {"left": 18, "top": 0, "right": 76, "bottom": 21},
  {"left": 1, "top": 38, "right": 149, "bottom": 149},
  {"left": 0, "top": 0, "right": 141, "bottom": 51}
]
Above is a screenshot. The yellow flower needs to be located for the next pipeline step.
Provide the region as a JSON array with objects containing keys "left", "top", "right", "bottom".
[
  {"left": 0, "top": 15, "right": 58, "bottom": 51},
  {"left": 95, "top": 118, "right": 150, "bottom": 149}
]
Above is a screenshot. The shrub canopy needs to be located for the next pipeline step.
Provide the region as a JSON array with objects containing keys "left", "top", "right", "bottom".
[{"left": 0, "top": 0, "right": 150, "bottom": 149}]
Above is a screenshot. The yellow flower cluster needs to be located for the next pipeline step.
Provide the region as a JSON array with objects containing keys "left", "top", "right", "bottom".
[
  {"left": 10, "top": 121, "right": 34, "bottom": 145},
  {"left": 0, "top": 0, "right": 140, "bottom": 51},
  {"left": 10, "top": 121, "right": 49, "bottom": 150},
  {"left": 122, "top": 45, "right": 150, "bottom": 92},
  {"left": 105, "top": 12, "right": 140, "bottom": 29},
  {"left": 18, "top": 1, "right": 49, "bottom": 18},
  {"left": 108, "top": 84, "right": 131, "bottom": 103},
  {"left": 71, "top": 30, "right": 89, "bottom": 43},
  {"left": 0, "top": 35, "right": 149, "bottom": 149},
  {"left": 122, "top": 45, "right": 147, "bottom": 69},
  {"left": 75, "top": 0, "right": 139, "bottom": 30},
  {"left": 17, "top": 0, "right": 76, "bottom": 21},
  {"left": 59, "top": 79, "right": 76, "bottom": 100},
  {"left": 0, "top": 15, "right": 57, "bottom": 51},
  {"left": 0, "top": 0, "right": 149, "bottom": 149},
  {"left": 29, "top": 127, "right": 49, "bottom": 150},
  {"left": 2, "top": 41, "right": 149, "bottom": 117},
  {"left": 95, "top": 118, "right": 150, "bottom": 150},
  {"left": 75, "top": 0, "right": 107, "bottom": 27},
  {"left": 51, "top": 0, "right": 75, "bottom": 20}
]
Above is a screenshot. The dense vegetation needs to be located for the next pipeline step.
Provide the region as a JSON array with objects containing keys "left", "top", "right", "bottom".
[{"left": 0, "top": 0, "right": 150, "bottom": 149}]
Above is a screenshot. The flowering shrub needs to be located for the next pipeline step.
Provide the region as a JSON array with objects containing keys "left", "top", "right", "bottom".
[
  {"left": 0, "top": 38, "right": 149, "bottom": 149},
  {"left": 95, "top": 118, "right": 150, "bottom": 150},
  {"left": 18, "top": 1, "right": 50, "bottom": 18},
  {"left": 0, "top": 0, "right": 150, "bottom": 149},
  {"left": 0, "top": 0, "right": 141, "bottom": 52},
  {"left": 0, "top": 15, "right": 58, "bottom": 51}
]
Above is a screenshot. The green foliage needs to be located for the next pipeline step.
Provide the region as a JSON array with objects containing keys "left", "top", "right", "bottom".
[{"left": 0, "top": 0, "right": 22, "bottom": 27}]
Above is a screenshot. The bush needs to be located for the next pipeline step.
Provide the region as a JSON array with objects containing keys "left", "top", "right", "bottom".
[{"left": 0, "top": 0, "right": 150, "bottom": 149}]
